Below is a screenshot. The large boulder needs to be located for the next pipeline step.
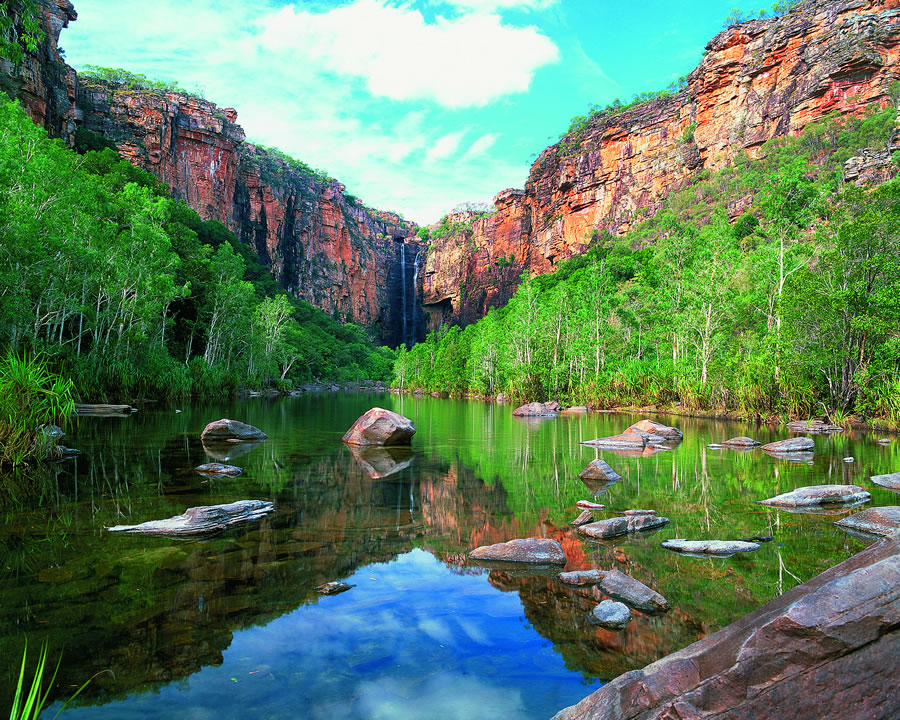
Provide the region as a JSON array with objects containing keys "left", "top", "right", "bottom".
[
  {"left": 761, "top": 436, "right": 815, "bottom": 453},
  {"left": 757, "top": 484, "right": 869, "bottom": 508},
  {"left": 551, "top": 534, "right": 900, "bottom": 720},
  {"left": 577, "top": 514, "right": 669, "bottom": 540},
  {"left": 512, "top": 401, "right": 561, "bottom": 417},
  {"left": 662, "top": 539, "right": 761, "bottom": 555},
  {"left": 835, "top": 507, "right": 900, "bottom": 537},
  {"left": 578, "top": 459, "right": 622, "bottom": 483},
  {"left": 468, "top": 538, "right": 566, "bottom": 564},
  {"left": 871, "top": 472, "right": 900, "bottom": 492},
  {"left": 342, "top": 407, "right": 415, "bottom": 446},
  {"left": 200, "top": 419, "right": 268, "bottom": 442}
]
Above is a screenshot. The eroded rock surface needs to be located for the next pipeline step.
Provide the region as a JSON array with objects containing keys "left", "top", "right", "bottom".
[
  {"left": 871, "top": 472, "right": 900, "bottom": 492},
  {"left": 468, "top": 538, "right": 567, "bottom": 565},
  {"left": 662, "top": 539, "right": 761, "bottom": 555},
  {"left": 578, "top": 459, "right": 622, "bottom": 483},
  {"left": 835, "top": 507, "right": 900, "bottom": 537},
  {"left": 200, "top": 419, "right": 268, "bottom": 442},
  {"left": 342, "top": 408, "right": 415, "bottom": 447},
  {"left": 758, "top": 484, "right": 870, "bottom": 508},
  {"left": 106, "top": 500, "right": 274, "bottom": 536},
  {"left": 577, "top": 515, "right": 670, "bottom": 540}
]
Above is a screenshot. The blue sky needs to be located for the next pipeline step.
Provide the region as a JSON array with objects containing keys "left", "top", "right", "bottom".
[{"left": 63, "top": 0, "right": 743, "bottom": 223}]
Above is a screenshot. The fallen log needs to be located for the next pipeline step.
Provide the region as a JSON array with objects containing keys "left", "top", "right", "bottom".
[
  {"left": 74, "top": 403, "right": 136, "bottom": 416},
  {"left": 106, "top": 500, "right": 274, "bottom": 536}
]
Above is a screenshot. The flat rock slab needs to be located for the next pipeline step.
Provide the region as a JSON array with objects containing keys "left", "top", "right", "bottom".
[
  {"left": 626, "top": 419, "right": 683, "bottom": 440},
  {"left": 581, "top": 432, "right": 650, "bottom": 451},
  {"left": 513, "top": 401, "right": 562, "bottom": 417},
  {"left": 559, "top": 569, "right": 604, "bottom": 586},
  {"left": 194, "top": 463, "right": 242, "bottom": 477},
  {"left": 722, "top": 436, "right": 760, "bottom": 447},
  {"left": 571, "top": 510, "right": 595, "bottom": 527},
  {"left": 578, "top": 459, "right": 622, "bottom": 483},
  {"left": 871, "top": 472, "right": 900, "bottom": 491},
  {"left": 106, "top": 500, "right": 274, "bottom": 536},
  {"left": 201, "top": 419, "right": 268, "bottom": 442},
  {"left": 761, "top": 436, "right": 815, "bottom": 453},
  {"left": 835, "top": 507, "right": 900, "bottom": 537},
  {"left": 577, "top": 515, "right": 669, "bottom": 540},
  {"left": 589, "top": 600, "right": 631, "bottom": 630},
  {"left": 787, "top": 419, "right": 844, "bottom": 433},
  {"left": 662, "top": 539, "right": 761, "bottom": 556},
  {"left": 342, "top": 407, "right": 415, "bottom": 446},
  {"left": 552, "top": 535, "right": 900, "bottom": 720},
  {"left": 576, "top": 500, "right": 605, "bottom": 510},
  {"left": 315, "top": 581, "right": 355, "bottom": 595},
  {"left": 468, "top": 538, "right": 566, "bottom": 564},
  {"left": 597, "top": 569, "right": 669, "bottom": 613},
  {"left": 758, "top": 484, "right": 869, "bottom": 508}
]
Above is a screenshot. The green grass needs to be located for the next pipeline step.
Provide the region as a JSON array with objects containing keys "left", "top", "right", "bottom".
[{"left": 10, "top": 639, "right": 94, "bottom": 720}]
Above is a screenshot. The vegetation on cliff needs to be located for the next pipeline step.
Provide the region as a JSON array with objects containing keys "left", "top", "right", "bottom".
[
  {"left": 0, "top": 96, "right": 393, "bottom": 400},
  {"left": 394, "top": 106, "right": 900, "bottom": 424}
]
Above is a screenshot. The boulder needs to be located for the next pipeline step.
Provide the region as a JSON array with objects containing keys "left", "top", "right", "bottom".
[
  {"left": 786, "top": 418, "right": 844, "bottom": 433},
  {"left": 194, "top": 463, "right": 242, "bottom": 477},
  {"left": 468, "top": 538, "right": 566, "bottom": 564},
  {"left": 761, "top": 437, "right": 815, "bottom": 453},
  {"left": 578, "top": 459, "right": 622, "bottom": 483},
  {"left": 570, "top": 510, "right": 595, "bottom": 527},
  {"left": 342, "top": 407, "right": 415, "bottom": 446},
  {"left": 871, "top": 472, "right": 900, "bottom": 492},
  {"left": 201, "top": 419, "right": 268, "bottom": 442},
  {"left": 106, "top": 500, "right": 274, "bottom": 536},
  {"left": 551, "top": 534, "right": 900, "bottom": 720},
  {"left": 577, "top": 514, "right": 669, "bottom": 540},
  {"left": 722, "top": 436, "right": 761, "bottom": 447},
  {"left": 576, "top": 500, "right": 606, "bottom": 510},
  {"left": 834, "top": 507, "right": 900, "bottom": 537},
  {"left": 662, "top": 539, "right": 761, "bottom": 555},
  {"left": 625, "top": 419, "right": 683, "bottom": 440},
  {"left": 512, "top": 401, "right": 561, "bottom": 417},
  {"left": 589, "top": 600, "right": 631, "bottom": 630},
  {"left": 559, "top": 569, "right": 604, "bottom": 586},
  {"left": 597, "top": 569, "right": 669, "bottom": 613},
  {"left": 758, "top": 484, "right": 870, "bottom": 508}
]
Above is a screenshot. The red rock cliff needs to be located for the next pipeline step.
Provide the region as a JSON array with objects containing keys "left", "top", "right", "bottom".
[{"left": 424, "top": 0, "right": 900, "bottom": 330}]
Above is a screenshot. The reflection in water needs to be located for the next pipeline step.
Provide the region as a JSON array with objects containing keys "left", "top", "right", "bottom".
[{"left": 0, "top": 394, "right": 895, "bottom": 719}]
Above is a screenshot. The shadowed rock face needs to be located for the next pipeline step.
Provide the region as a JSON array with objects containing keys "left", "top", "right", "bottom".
[{"left": 552, "top": 534, "right": 900, "bottom": 720}]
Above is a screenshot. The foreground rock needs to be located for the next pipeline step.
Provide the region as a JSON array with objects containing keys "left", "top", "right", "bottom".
[
  {"left": 468, "top": 538, "right": 566, "bottom": 564},
  {"left": 577, "top": 459, "right": 622, "bottom": 483},
  {"left": 596, "top": 569, "right": 669, "bottom": 614},
  {"left": 201, "top": 419, "right": 268, "bottom": 442},
  {"left": 552, "top": 534, "right": 900, "bottom": 720},
  {"left": 577, "top": 514, "right": 669, "bottom": 540},
  {"left": 758, "top": 484, "right": 870, "bottom": 508},
  {"left": 589, "top": 600, "right": 631, "bottom": 630},
  {"left": 194, "top": 463, "right": 242, "bottom": 477},
  {"left": 871, "top": 472, "right": 900, "bottom": 492},
  {"left": 787, "top": 418, "right": 844, "bottom": 433},
  {"left": 722, "top": 436, "right": 760, "bottom": 447},
  {"left": 512, "top": 401, "right": 562, "bottom": 417},
  {"left": 106, "top": 500, "right": 274, "bottom": 536},
  {"left": 761, "top": 436, "right": 815, "bottom": 453},
  {"left": 835, "top": 507, "right": 900, "bottom": 537},
  {"left": 342, "top": 407, "right": 415, "bottom": 446},
  {"left": 570, "top": 510, "right": 595, "bottom": 527},
  {"left": 662, "top": 539, "right": 761, "bottom": 556}
]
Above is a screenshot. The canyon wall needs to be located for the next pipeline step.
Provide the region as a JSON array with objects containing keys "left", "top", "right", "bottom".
[
  {"left": 424, "top": 0, "right": 900, "bottom": 330},
  {"left": 1, "top": 0, "right": 421, "bottom": 345}
]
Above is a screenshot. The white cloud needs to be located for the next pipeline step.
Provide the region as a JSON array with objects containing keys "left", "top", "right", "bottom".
[
  {"left": 259, "top": 0, "right": 559, "bottom": 108},
  {"left": 425, "top": 130, "right": 467, "bottom": 163},
  {"left": 446, "top": 0, "right": 558, "bottom": 11},
  {"left": 461, "top": 132, "right": 500, "bottom": 160}
]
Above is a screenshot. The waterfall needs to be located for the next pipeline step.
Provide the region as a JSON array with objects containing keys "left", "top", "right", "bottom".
[
  {"left": 400, "top": 243, "right": 407, "bottom": 348},
  {"left": 410, "top": 249, "right": 421, "bottom": 346}
]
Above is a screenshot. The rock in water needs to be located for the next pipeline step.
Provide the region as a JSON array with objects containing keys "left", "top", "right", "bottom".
[
  {"left": 761, "top": 437, "right": 815, "bottom": 453},
  {"left": 625, "top": 419, "right": 683, "bottom": 440},
  {"left": 757, "top": 484, "right": 869, "bottom": 508},
  {"left": 786, "top": 418, "right": 844, "bottom": 433},
  {"left": 468, "top": 538, "right": 566, "bottom": 564},
  {"left": 512, "top": 401, "right": 561, "bottom": 417},
  {"left": 342, "top": 407, "right": 415, "bottom": 446},
  {"left": 617, "top": 509, "right": 657, "bottom": 516},
  {"left": 662, "top": 539, "right": 761, "bottom": 555},
  {"left": 194, "top": 463, "right": 242, "bottom": 477},
  {"left": 576, "top": 500, "right": 606, "bottom": 510},
  {"left": 315, "top": 581, "right": 355, "bottom": 595},
  {"left": 201, "top": 419, "right": 268, "bottom": 442},
  {"left": 559, "top": 569, "right": 604, "bottom": 586},
  {"left": 577, "top": 515, "right": 669, "bottom": 540},
  {"left": 589, "top": 600, "right": 631, "bottom": 630},
  {"left": 722, "top": 436, "right": 761, "bottom": 447},
  {"left": 570, "top": 510, "right": 594, "bottom": 527},
  {"left": 578, "top": 459, "right": 622, "bottom": 483},
  {"left": 835, "top": 507, "right": 900, "bottom": 537},
  {"left": 870, "top": 472, "right": 900, "bottom": 492},
  {"left": 106, "top": 500, "right": 274, "bottom": 536},
  {"left": 597, "top": 569, "right": 669, "bottom": 613}
]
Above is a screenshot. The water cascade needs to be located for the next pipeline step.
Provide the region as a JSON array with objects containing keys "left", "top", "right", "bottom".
[
  {"left": 410, "top": 249, "right": 421, "bottom": 347},
  {"left": 400, "top": 243, "right": 407, "bottom": 348}
]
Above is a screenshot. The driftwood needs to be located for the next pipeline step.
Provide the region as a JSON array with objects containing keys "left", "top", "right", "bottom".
[
  {"left": 75, "top": 403, "right": 136, "bottom": 416},
  {"left": 106, "top": 500, "right": 274, "bottom": 536}
]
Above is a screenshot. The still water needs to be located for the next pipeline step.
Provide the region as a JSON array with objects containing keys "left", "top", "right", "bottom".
[{"left": 1, "top": 393, "right": 897, "bottom": 719}]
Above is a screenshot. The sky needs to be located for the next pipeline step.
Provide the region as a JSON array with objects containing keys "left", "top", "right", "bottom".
[{"left": 62, "top": 0, "right": 744, "bottom": 224}]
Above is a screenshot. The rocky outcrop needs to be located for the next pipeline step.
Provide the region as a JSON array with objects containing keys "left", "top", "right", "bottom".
[
  {"left": 424, "top": 0, "right": 900, "bottom": 327},
  {"left": 552, "top": 534, "right": 900, "bottom": 720}
]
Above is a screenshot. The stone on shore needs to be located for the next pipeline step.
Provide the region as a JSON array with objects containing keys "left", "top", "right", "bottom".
[
  {"left": 559, "top": 569, "right": 604, "bottom": 586},
  {"left": 201, "top": 419, "right": 268, "bottom": 442},
  {"left": 597, "top": 569, "right": 669, "bottom": 613},
  {"left": 662, "top": 539, "right": 761, "bottom": 555},
  {"left": 722, "top": 436, "right": 761, "bottom": 447},
  {"left": 758, "top": 484, "right": 869, "bottom": 508},
  {"left": 342, "top": 407, "right": 415, "bottom": 446},
  {"left": 577, "top": 514, "right": 669, "bottom": 540},
  {"left": 871, "top": 472, "right": 900, "bottom": 491},
  {"left": 589, "top": 600, "right": 631, "bottom": 630},
  {"left": 551, "top": 534, "right": 900, "bottom": 720},
  {"left": 106, "top": 500, "right": 274, "bottom": 536},
  {"left": 834, "top": 507, "right": 900, "bottom": 537},
  {"left": 512, "top": 401, "right": 562, "bottom": 417},
  {"left": 786, "top": 418, "right": 844, "bottom": 433},
  {"left": 761, "top": 437, "right": 815, "bottom": 453},
  {"left": 194, "top": 463, "right": 242, "bottom": 477},
  {"left": 571, "top": 510, "right": 595, "bottom": 527},
  {"left": 468, "top": 538, "right": 566, "bottom": 565},
  {"left": 578, "top": 459, "right": 622, "bottom": 483}
]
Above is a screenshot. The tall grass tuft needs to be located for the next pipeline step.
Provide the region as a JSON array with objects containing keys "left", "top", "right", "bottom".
[
  {"left": 10, "top": 639, "right": 96, "bottom": 720},
  {"left": 0, "top": 352, "right": 75, "bottom": 466}
]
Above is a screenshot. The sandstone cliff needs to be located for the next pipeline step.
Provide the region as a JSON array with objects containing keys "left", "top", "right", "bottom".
[{"left": 424, "top": 0, "right": 900, "bottom": 330}]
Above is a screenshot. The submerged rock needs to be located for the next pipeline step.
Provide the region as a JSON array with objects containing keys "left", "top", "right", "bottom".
[
  {"left": 512, "top": 401, "right": 561, "bottom": 417},
  {"left": 570, "top": 510, "right": 595, "bottom": 527},
  {"left": 578, "top": 459, "right": 622, "bottom": 483},
  {"left": 761, "top": 437, "right": 815, "bottom": 453},
  {"left": 468, "top": 538, "right": 567, "bottom": 564},
  {"left": 106, "top": 500, "right": 274, "bottom": 536},
  {"left": 342, "top": 407, "right": 415, "bottom": 446},
  {"left": 662, "top": 539, "right": 761, "bottom": 556},
  {"left": 194, "top": 463, "right": 242, "bottom": 477},
  {"left": 835, "top": 507, "right": 900, "bottom": 537},
  {"left": 597, "top": 569, "right": 669, "bottom": 614},
  {"left": 722, "top": 436, "right": 761, "bottom": 447},
  {"left": 589, "top": 600, "right": 631, "bottom": 630},
  {"left": 559, "top": 569, "right": 604, "bottom": 586},
  {"left": 201, "top": 419, "right": 268, "bottom": 442},
  {"left": 577, "top": 514, "right": 669, "bottom": 540},
  {"left": 871, "top": 472, "right": 900, "bottom": 492},
  {"left": 758, "top": 484, "right": 869, "bottom": 508},
  {"left": 315, "top": 581, "right": 355, "bottom": 595}
]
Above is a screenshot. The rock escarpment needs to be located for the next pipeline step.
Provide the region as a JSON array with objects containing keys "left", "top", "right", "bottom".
[{"left": 424, "top": 0, "right": 900, "bottom": 329}]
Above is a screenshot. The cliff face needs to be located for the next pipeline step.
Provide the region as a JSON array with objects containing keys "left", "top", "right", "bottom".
[
  {"left": 424, "top": 0, "right": 900, "bottom": 329},
  {"left": 2, "top": 1, "right": 420, "bottom": 344}
]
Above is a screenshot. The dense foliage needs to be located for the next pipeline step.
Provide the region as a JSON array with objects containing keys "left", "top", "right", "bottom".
[
  {"left": 395, "top": 107, "right": 900, "bottom": 425},
  {"left": 0, "top": 0, "right": 43, "bottom": 65},
  {"left": 0, "top": 96, "right": 393, "bottom": 400},
  {"left": 78, "top": 65, "right": 204, "bottom": 99}
]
